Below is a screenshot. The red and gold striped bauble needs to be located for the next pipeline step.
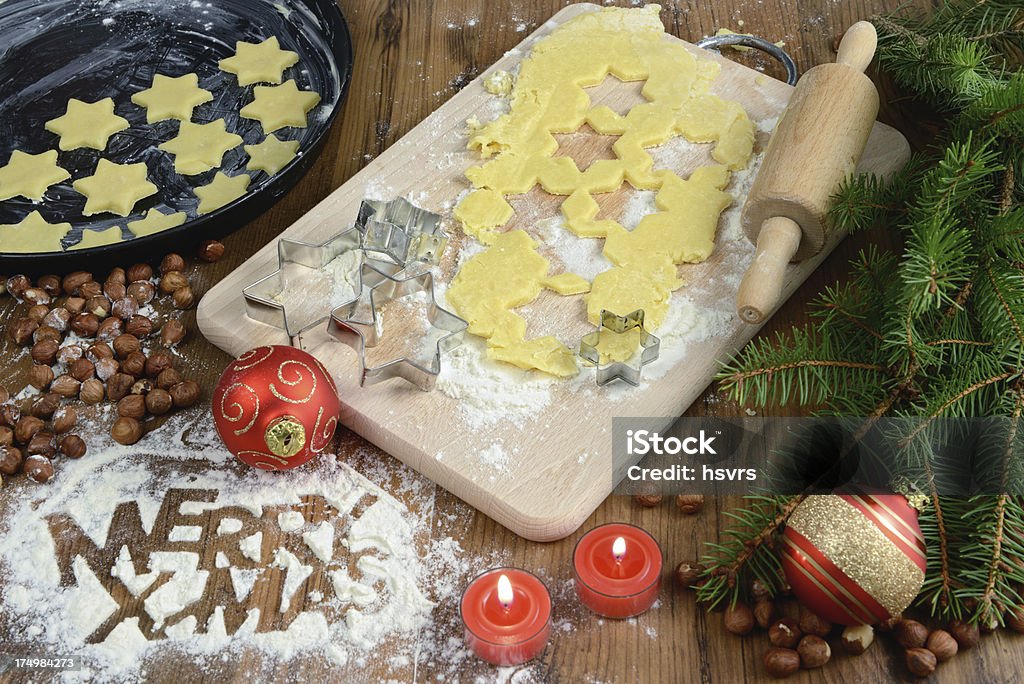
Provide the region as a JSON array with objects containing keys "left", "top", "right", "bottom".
[{"left": 780, "top": 487, "right": 926, "bottom": 626}]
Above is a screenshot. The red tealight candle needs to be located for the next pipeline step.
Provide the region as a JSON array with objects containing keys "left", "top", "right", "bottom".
[
  {"left": 573, "top": 522, "right": 663, "bottom": 618},
  {"left": 460, "top": 567, "right": 552, "bottom": 666}
]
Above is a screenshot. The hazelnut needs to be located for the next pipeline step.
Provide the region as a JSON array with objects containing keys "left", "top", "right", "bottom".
[
  {"left": 1007, "top": 606, "right": 1024, "bottom": 633},
  {"left": 87, "top": 342, "right": 115, "bottom": 362},
  {"left": 121, "top": 351, "right": 146, "bottom": 378},
  {"left": 751, "top": 579, "right": 772, "bottom": 602},
  {"left": 905, "top": 647, "right": 937, "bottom": 677},
  {"left": 198, "top": 239, "right": 225, "bottom": 262},
  {"left": 158, "top": 271, "right": 189, "bottom": 294},
  {"left": 33, "top": 325, "right": 61, "bottom": 343},
  {"left": 769, "top": 618, "right": 802, "bottom": 649},
  {"left": 798, "top": 607, "right": 832, "bottom": 638},
  {"left": 52, "top": 406, "right": 77, "bottom": 434},
  {"left": 979, "top": 612, "right": 999, "bottom": 634},
  {"left": 169, "top": 380, "right": 201, "bottom": 408},
  {"left": 96, "top": 316, "right": 124, "bottom": 341},
  {"left": 926, "top": 629, "right": 958, "bottom": 662},
  {"left": 50, "top": 374, "right": 81, "bottom": 398},
  {"left": 80, "top": 378, "right": 105, "bottom": 405},
  {"left": 0, "top": 405, "right": 21, "bottom": 427},
  {"left": 26, "top": 431, "right": 56, "bottom": 457},
  {"left": 28, "top": 364, "right": 54, "bottom": 390},
  {"left": 155, "top": 367, "right": 183, "bottom": 390},
  {"left": 107, "top": 267, "right": 126, "bottom": 285},
  {"left": 64, "top": 297, "right": 86, "bottom": 314},
  {"left": 27, "top": 304, "right": 50, "bottom": 322},
  {"left": 111, "top": 416, "right": 143, "bottom": 445},
  {"left": 762, "top": 648, "right": 800, "bottom": 679},
  {"left": 125, "top": 315, "right": 153, "bottom": 339},
  {"left": 6, "top": 274, "right": 31, "bottom": 299},
  {"left": 112, "top": 333, "right": 140, "bottom": 359},
  {"left": 948, "top": 619, "right": 980, "bottom": 649},
  {"left": 62, "top": 271, "right": 93, "bottom": 295},
  {"left": 634, "top": 493, "right": 662, "bottom": 507},
  {"left": 31, "top": 339, "right": 59, "bottom": 365},
  {"left": 145, "top": 388, "right": 173, "bottom": 415},
  {"left": 22, "top": 287, "right": 51, "bottom": 306},
  {"left": 79, "top": 281, "right": 103, "bottom": 299},
  {"left": 724, "top": 601, "right": 755, "bottom": 635},
  {"left": 160, "top": 253, "right": 186, "bottom": 274},
  {"left": 161, "top": 318, "right": 186, "bottom": 346},
  {"left": 70, "top": 312, "right": 100, "bottom": 337},
  {"left": 894, "top": 619, "right": 929, "bottom": 649},
  {"left": 59, "top": 434, "right": 87, "bottom": 459},
  {"left": 111, "top": 297, "right": 139, "bottom": 320},
  {"left": 145, "top": 349, "right": 174, "bottom": 378},
  {"left": 875, "top": 614, "right": 901, "bottom": 632},
  {"left": 87, "top": 295, "right": 111, "bottom": 318},
  {"left": 104, "top": 280, "right": 127, "bottom": 301},
  {"left": 23, "top": 454, "right": 54, "bottom": 483},
  {"left": 675, "top": 561, "right": 705, "bottom": 589},
  {"left": 0, "top": 426, "right": 11, "bottom": 447},
  {"left": 37, "top": 274, "right": 62, "bottom": 297},
  {"left": 127, "top": 263, "right": 153, "bottom": 283},
  {"left": 127, "top": 281, "right": 156, "bottom": 305},
  {"left": 131, "top": 378, "right": 153, "bottom": 395},
  {"left": 107, "top": 373, "right": 135, "bottom": 402},
  {"left": 69, "top": 357, "right": 96, "bottom": 382},
  {"left": 30, "top": 393, "right": 60, "bottom": 419},
  {"left": 0, "top": 446, "right": 23, "bottom": 475},
  {"left": 118, "top": 395, "right": 147, "bottom": 420},
  {"left": 840, "top": 624, "right": 875, "bottom": 655},
  {"left": 14, "top": 415, "right": 45, "bottom": 444},
  {"left": 9, "top": 317, "right": 39, "bottom": 345},
  {"left": 56, "top": 344, "right": 83, "bottom": 365},
  {"left": 172, "top": 285, "right": 195, "bottom": 309},
  {"left": 95, "top": 357, "right": 119, "bottom": 381},
  {"left": 796, "top": 635, "right": 830, "bottom": 668},
  {"left": 42, "top": 307, "right": 71, "bottom": 332},
  {"left": 754, "top": 599, "right": 776, "bottom": 630}
]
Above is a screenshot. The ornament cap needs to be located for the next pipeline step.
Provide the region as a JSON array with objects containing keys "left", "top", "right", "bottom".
[{"left": 265, "top": 415, "right": 307, "bottom": 458}]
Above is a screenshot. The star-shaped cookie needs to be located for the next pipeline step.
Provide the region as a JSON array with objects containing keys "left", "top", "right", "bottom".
[
  {"left": 71, "top": 225, "right": 124, "bottom": 250},
  {"left": 219, "top": 36, "right": 299, "bottom": 86},
  {"left": 239, "top": 80, "right": 321, "bottom": 133},
  {"left": 127, "top": 208, "right": 188, "bottom": 237},
  {"left": 245, "top": 134, "right": 300, "bottom": 175},
  {"left": 158, "top": 120, "right": 243, "bottom": 175},
  {"left": 44, "top": 98, "right": 130, "bottom": 151},
  {"left": 131, "top": 73, "right": 213, "bottom": 123},
  {"left": 195, "top": 172, "right": 250, "bottom": 214},
  {"left": 73, "top": 159, "right": 158, "bottom": 216},
  {"left": 0, "top": 211, "right": 71, "bottom": 253},
  {"left": 0, "top": 150, "right": 70, "bottom": 201}
]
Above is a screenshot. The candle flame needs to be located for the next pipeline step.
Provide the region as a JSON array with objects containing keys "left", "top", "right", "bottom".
[
  {"left": 612, "top": 536, "right": 627, "bottom": 560},
  {"left": 497, "top": 574, "right": 514, "bottom": 608}
]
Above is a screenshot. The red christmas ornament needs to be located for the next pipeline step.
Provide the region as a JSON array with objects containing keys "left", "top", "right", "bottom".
[
  {"left": 780, "top": 486, "right": 926, "bottom": 626},
  {"left": 212, "top": 345, "right": 340, "bottom": 471}
]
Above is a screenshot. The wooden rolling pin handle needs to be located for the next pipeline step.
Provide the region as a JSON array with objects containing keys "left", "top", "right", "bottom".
[
  {"left": 836, "top": 20, "right": 878, "bottom": 73},
  {"left": 736, "top": 217, "right": 803, "bottom": 324}
]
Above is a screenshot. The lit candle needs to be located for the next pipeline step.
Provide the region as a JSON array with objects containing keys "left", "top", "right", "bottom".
[
  {"left": 460, "top": 567, "right": 552, "bottom": 666},
  {"left": 573, "top": 522, "right": 662, "bottom": 618}
]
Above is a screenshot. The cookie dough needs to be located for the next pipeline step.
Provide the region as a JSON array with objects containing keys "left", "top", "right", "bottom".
[
  {"left": 70, "top": 225, "right": 123, "bottom": 250},
  {"left": 245, "top": 134, "right": 300, "bottom": 174},
  {"left": 195, "top": 172, "right": 250, "bottom": 214},
  {"left": 239, "top": 80, "right": 321, "bottom": 133},
  {"left": 127, "top": 208, "right": 188, "bottom": 237},
  {"left": 219, "top": 36, "right": 299, "bottom": 86},
  {"left": 0, "top": 211, "right": 71, "bottom": 253},
  {"left": 73, "top": 159, "right": 157, "bottom": 216},
  {"left": 0, "top": 150, "right": 70, "bottom": 201},
  {"left": 158, "top": 120, "right": 243, "bottom": 175},
  {"left": 44, "top": 97, "right": 129, "bottom": 151},
  {"left": 131, "top": 73, "right": 213, "bottom": 123},
  {"left": 449, "top": 5, "right": 754, "bottom": 374}
]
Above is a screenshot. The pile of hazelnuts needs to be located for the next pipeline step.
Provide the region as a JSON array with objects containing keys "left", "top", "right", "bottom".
[{"left": 0, "top": 241, "right": 225, "bottom": 485}]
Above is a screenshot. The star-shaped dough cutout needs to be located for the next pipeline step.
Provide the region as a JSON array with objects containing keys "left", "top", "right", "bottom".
[
  {"left": 71, "top": 225, "right": 124, "bottom": 250},
  {"left": 239, "top": 80, "right": 321, "bottom": 133},
  {"left": 131, "top": 73, "right": 213, "bottom": 123},
  {"left": 127, "top": 208, "right": 188, "bottom": 237},
  {"left": 73, "top": 159, "right": 158, "bottom": 216},
  {"left": 245, "top": 134, "right": 300, "bottom": 175},
  {"left": 158, "top": 120, "right": 243, "bottom": 175},
  {"left": 44, "top": 98, "right": 130, "bottom": 151},
  {"left": 195, "top": 172, "right": 250, "bottom": 215},
  {"left": 0, "top": 150, "right": 70, "bottom": 201},
  {"left": 219, "top": 36, "right": 299, "bottom": 86},
  {"left": 0, "top": 211, "right": 71, "bottom": 253}
]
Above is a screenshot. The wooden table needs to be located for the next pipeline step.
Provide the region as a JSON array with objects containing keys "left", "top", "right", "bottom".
[{"left": 2, "top": 1, "right": 1022, "bottom": 682}]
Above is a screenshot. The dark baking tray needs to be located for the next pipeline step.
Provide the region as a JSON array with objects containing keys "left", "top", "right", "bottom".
[{"left": 0, "top": 0, "right": 353, "bottom": 274}]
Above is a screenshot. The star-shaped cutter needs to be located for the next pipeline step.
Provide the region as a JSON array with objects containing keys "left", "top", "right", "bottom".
[
  {"left": 578, "top": 309, "right": 661, "bottom": 386},
  {"left": 327, "top": 267, "right": 467, "bottom": 391},
  {"left": 356, "top": 197, "right": 449, "bottom": 268},
  {"left": 241, "top": 227, "right": 364, "bottom": 338}
]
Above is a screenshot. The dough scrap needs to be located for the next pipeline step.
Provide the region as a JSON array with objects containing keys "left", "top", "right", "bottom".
[
  {"left": 245, "top": 134, "right": 300, "bottom": 174},
  {"left": 239, "top": 80, "right": 321, "bottom": 133},
  {"left": 449, "top": 5, "right": 754, "bottom": 373},
  {"left": 159, "top": 120, "right": 244, "bottom": 176},
  {"left": 195, "top": 172, "right": 250, "bottom": 214},
  {"left": 219, "top": 36, "right": 299, "bottom": 86},
  {"left": 71, "top": 225, "right": 124, "bottom": 250},
  {"left": 131, "top": 73, "right": 213, "bottom": 123},
  {"left": 73, "top": 159, "right": 157, "bottom": 217},
  {"left": 44, "top": 98, "right": 129, "bottom": 151},
  {"left": 127, "top": 208, "right": 188, "bottom": 237},
  {"left": 0, "top": 150, "right": 70, "bottom": 201},
  {"left": 0, "top": 211, "right": 71, "bottom": 253}
]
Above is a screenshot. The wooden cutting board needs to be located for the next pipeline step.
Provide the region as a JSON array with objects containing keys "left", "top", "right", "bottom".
[{"left": 198, "top": 3, "right": 910, "bottom": 542}]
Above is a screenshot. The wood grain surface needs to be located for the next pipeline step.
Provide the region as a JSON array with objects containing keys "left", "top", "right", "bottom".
[{"left": 2, "top": 0, "right": 1022, "bottom": 682}]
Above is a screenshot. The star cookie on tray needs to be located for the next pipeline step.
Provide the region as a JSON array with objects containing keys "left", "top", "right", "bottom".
[
  {"left": 44, "top": 98, "right": 129, "bottom": 151},
  {"left": 0, "top": 150, "right": 70, "bottom": 201},
  {"left": 158, "top": 120, "right": 244, "bottom": 175},
  {"left": 195, "top": 171, "right": 250, "bottom": 215},
  {"left": 0, "top": 211, "right": 71, "bottom": 253},
  {"left": 131, "top": 73, "right": 213, "bottom": 123},
  {"left": 127, "top": 208, "right": 188, "bottom": 238},
  {"left": 219, "top": 36, "right": 299, "bottom": 86},
  {"left": 240, "top": 80, "right": 321, "bottom": 133},
  {"left": 73, "top": 159, "right": 157, "bottom": 216},
  {"left": 70, "top": 226, "right": 124, "bottom": 250},
  {"left": 245, "top": 134, "right": 300, "bottom": 175}
]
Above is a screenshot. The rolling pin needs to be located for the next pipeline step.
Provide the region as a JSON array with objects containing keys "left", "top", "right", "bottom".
[{"left": 736, "top": 21, "right": 880, "bottom": 324}]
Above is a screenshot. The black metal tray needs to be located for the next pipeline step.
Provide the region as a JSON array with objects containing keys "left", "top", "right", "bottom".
[{"left": 0, "top": 0, "right": 353, "bottom": 273}]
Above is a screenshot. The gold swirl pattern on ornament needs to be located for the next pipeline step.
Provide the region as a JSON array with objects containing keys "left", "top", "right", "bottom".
[
  {"left": 219, "top": 382, "right": 260, "bottom": 436},
  {"left": 238, "top": 450, "right": 289, "bottom": 469},
  {"left": 310, "top": 406, "right": 336, "bottom": 453},
  {"left": 233, "top": 346, "right": 276, "bottom": 372},
  {"left": 269, "top": 360, "right": 317, "bottom": 404},
  {"left": 315, "top": 358, "right": 339, "bottom": 394},
  {"left": 787, "top": 495, "right": 925, "bottom": 617}
]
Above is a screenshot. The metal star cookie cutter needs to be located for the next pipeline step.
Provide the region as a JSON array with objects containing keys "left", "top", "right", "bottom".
[
  {"left": 578, "top": 309, "right": 661, "bottom": 386},
  {"left": 241, "top": 227, "right": 363, "bottom": 339},
  {"left": 356, "top": 196, "right": 448, "bottom": 267},
  {"left": 327, "top": 267, "right": 467, "bottom": 390}
]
